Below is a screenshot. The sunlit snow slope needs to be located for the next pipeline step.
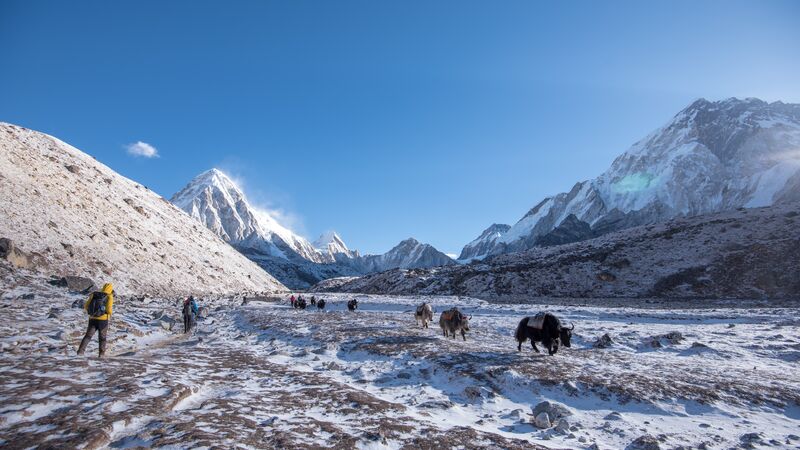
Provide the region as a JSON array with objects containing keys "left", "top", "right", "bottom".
[{"left": 0, "top": 123, "right": 285, "bottom": 295}]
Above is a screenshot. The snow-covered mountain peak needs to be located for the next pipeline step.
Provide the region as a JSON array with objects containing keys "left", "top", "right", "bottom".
[
  {"left": 313, "top": 231, "right": 358, "bottom": 260},
  {"left": 171, "top": 169, "right": 324, "bottom": 263},
  {"left": 459, "top": 97, "right": 800, "bottom": 261}
]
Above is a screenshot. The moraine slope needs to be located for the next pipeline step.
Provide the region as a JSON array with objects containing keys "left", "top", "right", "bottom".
[{"left": 0, "top": 123, "right": 285, "bottom": 296}]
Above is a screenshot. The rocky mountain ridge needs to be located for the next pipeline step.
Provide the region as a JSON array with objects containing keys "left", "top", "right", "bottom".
[
  {"left": 460, "top": 98, "right": 800, "bottom": 260},
  {"left": 319, "top": 202, "right": 800, "bottom": 300}
]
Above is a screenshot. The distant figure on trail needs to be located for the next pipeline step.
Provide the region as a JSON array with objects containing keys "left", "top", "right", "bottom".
[
  {"left": 310, "top": 295, "right": 317, "bottom": 306},
  {"left": 77, "top": 283, "right": 114, "bottom": 357},
  {"left": 347, "top": 298, "right": 358, "bottom": 311},
  {"left": 183, "top": 296, "right": 199, "bottom": 334},
  {"left": 297, "top": 296, "right": 307, "bottom": 309},
  {"left": 290, "top": 295, "right": 296, "bottom": 308},
  {"left": 317, "top": 298, "right": 326, "bottom": 310}
]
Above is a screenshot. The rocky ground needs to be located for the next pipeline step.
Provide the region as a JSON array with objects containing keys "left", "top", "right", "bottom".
[{"left": 2, "top": 272, "right": 800, "bottom": 449}]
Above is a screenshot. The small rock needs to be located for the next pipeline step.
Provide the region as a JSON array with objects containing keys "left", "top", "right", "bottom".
[
  {"left": 627, "top": 435, "right": 661, "bottom": 450},
  {"left": 534, "top": 412, "right": 551, "bottom": 429},
  {"left": 588, "top": 444, "right": 600, "bottom": 450},
  {"left": 463, "top": 386, "right": 482, "bottom": 400},
  {"left": 555, "top": 418, "right": 570, "bottom": 434},
  {"left": 21, "top": 293, "right": 35, "bottom": 300},
  {"left": 604, "top": 411, "right": 623, "bottom": 420},
  {"left": 578, "top": 436, "right": 587, "bottom": 443},
  {"left": 260, "top": 416, "right": 278, "bottom": 426},
  {"left": 396, "top": 372, "right": 412, "bottom": 379},
  {"left": 71, "top": 298, "right": 84, "bottom": 308},
  {"left": 691, "top": 342, "right": 709, "bottom": 349},
  {"left": 594, "top": 333, "right": 614, "bottom": 349},
  {"left": 418, "top": 400, "right": 453, "bottom": 409},
  {"left": 65, "top": 164, "right": 81, "bottom": 174},
  {"left": 740, "top": 432, "right": 763, "bottom": 444}
]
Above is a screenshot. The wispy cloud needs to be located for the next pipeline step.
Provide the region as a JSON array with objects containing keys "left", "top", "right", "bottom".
[
  {"left": 217, "top": 164, "right": 307, "bottom": 237},
  {"left": 125, "top": 141, "right": 159, "bottom": 158}
]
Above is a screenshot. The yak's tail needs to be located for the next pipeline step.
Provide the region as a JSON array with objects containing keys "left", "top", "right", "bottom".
[{"left": 514, "top": 317, "right": 527, "bottom": 342}]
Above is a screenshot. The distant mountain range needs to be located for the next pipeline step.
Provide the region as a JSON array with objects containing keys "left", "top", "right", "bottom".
[
  {"left": 321, "top": 202, "right": 800, "bottom": 300},
  {"left": 459, "top": 98, "right": 800, "bottom": 261},
  {"left": 171, "top": 169, "right": 453, "bottom": 289}
]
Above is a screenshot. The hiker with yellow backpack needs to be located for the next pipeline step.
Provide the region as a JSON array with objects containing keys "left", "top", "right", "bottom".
[{"left": 77, "top": 283, "right": 114, "bottom": 357}]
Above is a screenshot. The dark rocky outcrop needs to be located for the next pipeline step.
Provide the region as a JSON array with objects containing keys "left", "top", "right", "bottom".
[{"left": 0, "top": 238, "right": 31, "bottom": 269}]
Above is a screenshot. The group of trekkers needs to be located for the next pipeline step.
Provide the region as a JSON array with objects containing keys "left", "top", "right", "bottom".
[
  {"left": 289, "top": 294, "right": 359, "bottom": 311},
  {"left": 77, "top": 282, "right": 203, "bottom": 357},
  {"left": 289, "top": 294, "right": 326, "bottom": 310}
]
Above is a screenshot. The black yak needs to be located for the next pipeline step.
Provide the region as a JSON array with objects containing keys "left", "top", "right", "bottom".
[{"left": 515, "top": 312, "right": 573, "bottom": 355}]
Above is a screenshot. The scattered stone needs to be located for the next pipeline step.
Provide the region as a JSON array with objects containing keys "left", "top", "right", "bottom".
[
  {"left": 727, "top": 323, "right": 736, "bottom": 328},
  {"left": 578, "top": 436, "right": 587, "bottom": 443},
  {"left": 594, "top": 333, "right": 614, "bottom": 348},
  {"left": 534, "top": 412, "right": 551, "bottom": 429},
  {"left": 396, "top": 372, "right": 412, "bottom": 379},
  {"left": 65, "top": 164, "right": 81, "bottom": 174},
  {"left": 627, "top": 435, "right": 661, "bottom": 450},
  {"left": 0, "top": 238, "right": 31, "bottom": 269},
  {"left": 71, "top": 298, "right": 84, "bottom": 308},
  {"left": 740, "top": 432, "right": 763, "bottom": 444},
  {"left": 532, "top": 400, "right": 573, "bottom": 422},
  {"left": 596, "top": 271, "right": 616, "bottom": 282},
  {"left": 418, "top": 400, "right": 453, "bottom": 409},
  {"left": 588, "top": 444, "right": 600, "bottom": 450},
  {"left": 21, "top": 293, "right": 35, "bottom": 300},
  {"left": 643, "top": 331, "right": 684, "bottom": 348},
  {"left": 463, "top": 386, "right": 482, "bottom": 400},
  {"left": 604, "top": 411, "right": 623, "bottom": 421},
  {"left": 691, "top": 342, "right": 710, "bottom": 349},
  {"left": 555, "top": 418, "right": 570, "bottom": 434},
  {"left": 259, "top": 416, "right": 278, "bottom": 426}
]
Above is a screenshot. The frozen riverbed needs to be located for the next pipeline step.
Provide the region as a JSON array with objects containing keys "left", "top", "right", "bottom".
[{"left": 1, "top": 285, "right": 799, "bottom": 449}]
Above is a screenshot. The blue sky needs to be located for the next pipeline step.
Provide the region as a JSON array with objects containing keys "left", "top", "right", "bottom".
[{"left": 1, "top": 1, "right": 799, "bottom": 255}]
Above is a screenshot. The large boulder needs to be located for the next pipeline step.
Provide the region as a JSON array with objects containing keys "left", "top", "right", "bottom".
[
  {"left": 50, "top": 276, "right": 96, "bottom": 293},
  {"left": 532, "top": 400, "right": 573, "bottom": 422},
  {"left": 533, "top": 412, "right": 551, "bottom": 429},
  {"left": 0, "top": 238, "right": 31, "bottom": 269}
]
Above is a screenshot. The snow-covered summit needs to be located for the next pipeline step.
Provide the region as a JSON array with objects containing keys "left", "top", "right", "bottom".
[
  {"left": 356, "top": 238, "right": 455, "bottom": 272},
  {"left": 313, "top": 231, "right": 358, "bottom": 260},
  {"left": 171, "top": 168, "right": 323, "bottom": 263},
  {"left": 460, "top": 97, "right": 800, "bottom": 260},
  {"left": 457, "top": 224, "right": 510, "bottom": 261}
]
